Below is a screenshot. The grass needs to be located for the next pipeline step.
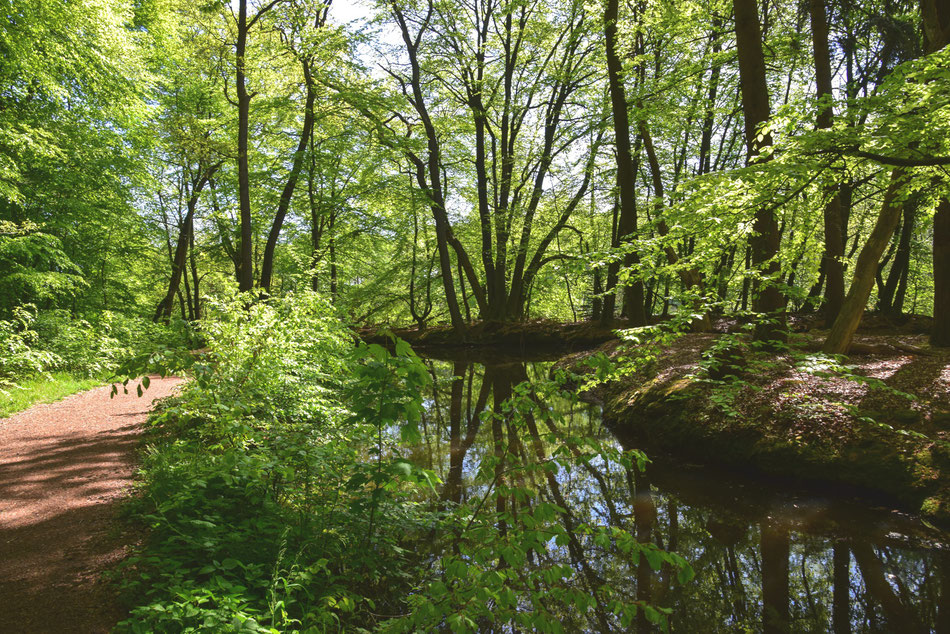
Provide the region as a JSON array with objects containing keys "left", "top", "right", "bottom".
[{"left": 0, "top": 372, "right": 101, "bottom": 418}]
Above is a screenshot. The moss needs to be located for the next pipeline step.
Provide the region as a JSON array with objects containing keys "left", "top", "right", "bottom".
[
  {"left": 593, "top": 356, "right": 950, "bottom": 527},
  {"left": 921, "top": 493, "right": 950, "bottom": 525}
]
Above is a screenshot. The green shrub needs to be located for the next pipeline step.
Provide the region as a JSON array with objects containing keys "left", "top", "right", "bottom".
[
  {"left": 0, "top": 305, "right": 60, "bottom": 389},
  {"left": 116, "top": 292, "right": 437, "bottom": 632},
  {"left": 117, "top": 291, "right": 691, "bottom": 632},
  {"left": 32, "top": 309, "right": 195, "bottom": 378}
]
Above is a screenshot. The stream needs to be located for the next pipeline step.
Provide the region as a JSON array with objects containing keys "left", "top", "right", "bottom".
[{"left": 410, "top": 348, "right": 949, "bottom": 633}]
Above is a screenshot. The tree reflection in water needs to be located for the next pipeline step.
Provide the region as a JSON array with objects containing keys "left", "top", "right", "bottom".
[{"left": 412, "top": 353, "right": 950, "bottom": 633}]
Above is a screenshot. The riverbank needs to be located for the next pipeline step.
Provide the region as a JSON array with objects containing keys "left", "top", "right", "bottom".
[
  {"left": 562, "top": 330, "right": 950, "bottom": 527},
  {"left": 357, "top": 319, "right": 628, "bottom": 350}
]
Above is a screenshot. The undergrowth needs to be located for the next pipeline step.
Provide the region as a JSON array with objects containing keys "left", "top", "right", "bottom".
[{"left": 115, "top": 291, "right": 693, "bottom": 632}]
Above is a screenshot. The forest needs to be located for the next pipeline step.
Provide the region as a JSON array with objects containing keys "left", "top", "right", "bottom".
[{"left": 1, "top": 0, "right": 949, "bottom": 631}]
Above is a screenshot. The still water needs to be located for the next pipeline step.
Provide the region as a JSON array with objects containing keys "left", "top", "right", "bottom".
[{"left": 409, "top": 350, "right": 949, "bottom": 633}]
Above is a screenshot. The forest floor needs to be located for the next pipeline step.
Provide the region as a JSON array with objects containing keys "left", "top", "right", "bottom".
[{"left": 0, "top": 376, "right": 182, "bottom": 633}]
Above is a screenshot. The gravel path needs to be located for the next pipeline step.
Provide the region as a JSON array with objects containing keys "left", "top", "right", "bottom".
[{"left": 0, "top": 376, "right": 182, "bottom": 633}]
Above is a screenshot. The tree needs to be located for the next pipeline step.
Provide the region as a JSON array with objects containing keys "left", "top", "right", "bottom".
[
  {"left": 258, "top": 0, "right": 332, "bottom": 293},
  {"left": 383, "top": 0, "right": 602, "bottom": 325},
  {"left": 809, "top": 0, "right": 846, "bottom": 325},
  {"left": 733, "top": 0, "right": 786, "bottom": 343},
  {"left": 602, "top": 0, "right": 647, "bottom": 325},
  {"left": 921, "top": 0, "right": 950, "bottom": 346},
  {"left": 823, "top": 172, "right": 906, "bottom": 354}
]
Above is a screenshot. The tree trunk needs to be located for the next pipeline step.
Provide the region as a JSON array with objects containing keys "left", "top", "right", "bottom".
[
  {"left": 851, "top": 542, "right": 922, "bottom": 632},
  {"left": 922, "top": 0, "right": 950, "bottom": 346},
  {"left": 934, "top": 199, "right": 950, "bottom": 345},
  {"left": 832, "top": 544, "right": 851, "bottom": 634},
  {"left": 809, "top": 0, "right": 846, "bottom": 325},
  {"left": 308, "top": 134, "right": 323, "bottom": 292},
  {"left": 189, "top": 227, "right": 200, "bottom": 320},
  {"left": 697, "top": 15, "right": 722, "bottom": 177},
  {"left": 154, "top": 168, "right": 214, "bottom": 322},
  {"left": 734, "top": 0, "right": 786, "bottom": 342},
  {"left": 633, "top": 469, "right": 656, "bottom": 633},
  {"left": 823, "top": 173, "right": 905, "bottom": 354},
  {"left": 639, "top": 115, "right": 711, "bottom": 331},
  {"left": 329, "top": 211, "right": 337, "bottom": 299},
  {"left": 444, "top": 361, "right": 467, "bottom": 504},
  {"left": 601, "top": 201, "right": 620, "bottom": 324},
  {"left": 761, "top": 520, "right": 790, "bottom": 634},
  {"left": 259, "top": 63, "right": 317, "bottom": 293},
  {"left": 879, "top": 201, "right": 915, "bottom": 316},
  {"left": 591, "top": 266, "right": 603, "bottom": 322},
  {"left": 236, "top": 0, "right": 254, "bottom": 292},
  {"left": 604, "top": 0, "right": 646, "bottom": 326},
  {"left": 392, "top": 3, "right": 467, "bottom": 335}
]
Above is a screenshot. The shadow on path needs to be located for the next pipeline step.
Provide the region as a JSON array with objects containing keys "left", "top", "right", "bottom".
[{"left": 0, "top": 377, "right": 181, "bottom": 633}]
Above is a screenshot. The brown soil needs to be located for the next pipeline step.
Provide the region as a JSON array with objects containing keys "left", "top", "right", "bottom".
[{"left": 0, "top": 376, "right": 182, "bottom": 633}]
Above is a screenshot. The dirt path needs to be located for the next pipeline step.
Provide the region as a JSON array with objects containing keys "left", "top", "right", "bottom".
[{"left": 0, "top": 376, "right": 182, "bottom": 633}]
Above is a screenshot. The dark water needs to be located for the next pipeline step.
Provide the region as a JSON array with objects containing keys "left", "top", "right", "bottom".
[{"left": 411, "top": 350, "right": 950, "bottom": 633}]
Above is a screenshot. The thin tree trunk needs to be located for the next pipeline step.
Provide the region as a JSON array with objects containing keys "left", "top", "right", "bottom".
[
  {"left": 638, "top": 116, "right": 711, "bottom": 331},
  {"left": 823, "top": 173, "right": 905, "bottom": 354},
  {"left": 182, "top": 256, "right": 193, "bottom": 320},
  {"left": 922, "top": 0, "right": 950, "bottom": 345},
  {"left": 601, "top": 200, "right": 620, "bottom": 323},
  {"left": 933, "top": 199, "right": 950, "bottom": 345},
  {"left": 329, "top": 211, "right": 337, "bottom": 299},
  {"left": 189, "top": 227, "right": 200, "bottom": 319},
  {"left": 259, "top": 63, "right": 317, "bottom": 293},
  {"left": 154, "top": 168, "right": 215, "bottom": 322},
  {"left": 879, "top": 202, "right": 915, "bottom": 316},
  {"left": 308, "top": 133, "right": 323, "bottom": 292},
  {"left": 761, "top": 520, "right": 790, "bottom": 634},
  {"left": 391, "top": 2, "right": 467, "bottom": 335},
  {"left": 444, "top": 361, "right": 467, "bottom": 504},
  {"left": 810, "top": 0, "right": 846, "bottom": 325},
  {"left": 236, "top": 0, "right": 254, "bottom": 292},
  {"left": 833, "top": 544, "right": 851, "bottom": 634},
  {"left": 851, "top": 542, "right": 922, "bottom": 632}
]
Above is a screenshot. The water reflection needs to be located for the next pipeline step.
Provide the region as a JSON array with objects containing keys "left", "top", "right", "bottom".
[{"left": 413, "top": 352, "right": 950, "bottom": 632}]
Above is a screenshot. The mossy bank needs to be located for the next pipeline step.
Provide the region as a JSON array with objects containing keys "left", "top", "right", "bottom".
[{"left": 564, "top": 332, "right": 950, "bottom": 527}]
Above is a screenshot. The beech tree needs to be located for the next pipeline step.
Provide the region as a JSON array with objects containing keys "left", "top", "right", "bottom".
[
  {"left": 733, "top": 0, "right": 786, "bottom": 343},
  {"left": 922, "top": 0, "right": 950, "bottom": 346},
  {"left": 383, "top": 0, "right": 603, "bottom": 324}
]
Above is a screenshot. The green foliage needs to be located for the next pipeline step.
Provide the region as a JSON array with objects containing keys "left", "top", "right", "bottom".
[
  {"left": 0, "top": 296, "right": 192, "bottom": 394},
  {"left": 0, "top": 221, "right": 87, "bottom": 314},
  {"left": 115, "top": 293, "right": 691, "bottom": 631},
  {"left": 0, "top": 304, "right": 59, "bottom": 388},
  {"left": 31, "top": 309, "right": 187, "bottom": 378},
  {"left": 115, "top": 293, "right": 436, "bottom": 631}
]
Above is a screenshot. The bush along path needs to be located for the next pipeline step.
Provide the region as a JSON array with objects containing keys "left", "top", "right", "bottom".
[{"left": 0, "top": 376, "right": 181, "bottom": 633}]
